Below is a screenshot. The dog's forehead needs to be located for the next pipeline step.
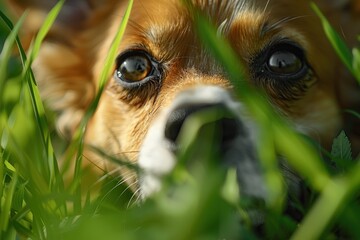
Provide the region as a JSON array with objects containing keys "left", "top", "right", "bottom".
[
  {"left": 124, "top": 0, "right": 273, "bottom": 74},
  {"left": 130, "top": 0, "right": 263, "bottom": 36},
  {"left": 190, "top": 0, "right": 252, "bottom": 26},
  {"left": 127, "top": 1, "right": 312, "bottom": 50}
]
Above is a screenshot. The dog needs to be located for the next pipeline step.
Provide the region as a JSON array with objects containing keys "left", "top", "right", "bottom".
[{"left": 7, "top": 0, "right": 360, "bottom": 219}]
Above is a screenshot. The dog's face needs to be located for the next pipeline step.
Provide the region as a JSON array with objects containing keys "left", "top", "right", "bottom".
[{"left": 8, "top": 0, "right": 360, "bottom": 200}]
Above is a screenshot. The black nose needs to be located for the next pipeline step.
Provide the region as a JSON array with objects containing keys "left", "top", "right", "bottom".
[{"left": 164, "top": 103, "right": 240, "bottom": 148}]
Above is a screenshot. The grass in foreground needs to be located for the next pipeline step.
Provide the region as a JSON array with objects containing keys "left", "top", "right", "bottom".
[{"left": 1, "top": 1, "right": 360, "bottom": 239}]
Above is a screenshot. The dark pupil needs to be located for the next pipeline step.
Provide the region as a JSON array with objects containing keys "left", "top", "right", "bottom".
[
  {"left": 119, "top": 55, "right": 151, "bottom": 82},
  {"left": 268, "top": 51, "right": 302, "bottom": 74}
]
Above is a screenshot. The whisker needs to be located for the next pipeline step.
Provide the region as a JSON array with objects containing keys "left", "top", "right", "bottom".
[
  {"left": 104, "top": 122, "right": 125, "bottom": 157},
  {"left": 262, "top": 0, "right": 271, "bottom": 14},
  {"left": 94, "top": 173, "right": 138, "bottom": 212},
  {"left": 93, "top": 167, "right": 133, "bottom": 186},
  {"left": 113, "top": 151, "right": 140, "bottom": 155},
  {"left": 87, "top": 145, "right": 140, "bottom": 171},
  {"left": 133, "top": 188, "right": 144, "bottom": 205},
  {"left": 127, "top": 186, "right": 142, "bottom": 208},
  {"left": 119, "top": 178, "right": 139, "bottom": 200},
  {"left": 82, "top": 153, "right": 107, "bottom": 172}
]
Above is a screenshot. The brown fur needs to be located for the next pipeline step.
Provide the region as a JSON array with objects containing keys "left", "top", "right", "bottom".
[{"left": 7, "top": 0, "right": 360, "bottom": 191}]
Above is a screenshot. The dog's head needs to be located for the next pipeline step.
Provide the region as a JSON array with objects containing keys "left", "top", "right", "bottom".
[{"left": 8, "top": 0, "right": 360, "bottom": 201}]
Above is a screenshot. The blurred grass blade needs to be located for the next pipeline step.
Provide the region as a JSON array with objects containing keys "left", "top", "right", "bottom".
[
  {"left": 272, "top": 124, "right": 329, "bottom": 190},
  {"left": 0, "top": 10, "right": 17, "bottom": 32},
  {"left": 97, "top": 0, "right": 134, "bottom": 90},
  {"left": 2, "top": 0, "right": 64, "bottom": 202},
  {"left": 0, "top": 150, "right": 5, "bottom": 225},
  {"left": 24, "top": 0, "right": 65, "bottom": 73},
  {"left": 21, "top": 1, "right": 65, "bottom": 189},
  {"left": 0, "top": 170, "right": 18, "bottom": 233},
  {"left": 353, "top": 48, "right": 360, "bottom": 79},
  {"left": 345, "top": 109, "right": 360, "bottom": 119},
  {"left": 257, "top": 123, "right": 285, "bottom": 210},
  {"left": 65, "top": 0, "right": 134, "bottom": 207},
  {"left": 311, "top": 3, "right": 360, "bottom": 83},
  {"left": 193, "top": 8, "right": 329, "bottom": 191},
  {"left": 88, "top": 146, "right": 139, "bottom": 172},
  {"left": 291, "top": 179, "right": 347, "bottom": 240},
  {"left": 0, "top": 12, "right": 26, "bottom": 109},
  {"left": 292, "top": 163, "right": 360, "bottom": 240},
  {"left": 0, "top": 11, "right": 30, "bottom": 71}
]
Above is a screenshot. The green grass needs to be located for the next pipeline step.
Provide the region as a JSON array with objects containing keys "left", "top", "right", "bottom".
[{"left": 1, "top": 1, "right": 360, "bottom": 239}]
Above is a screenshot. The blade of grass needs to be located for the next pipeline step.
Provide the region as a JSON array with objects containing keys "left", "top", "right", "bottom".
[
  {"left": 345, "top": 109, "right": 360, "bottom": 119},
  {"left": 0, "top": 169, "right": 18, "bottom": 235},
  {"left": 257, "top": 123, "right": 285, "bottom": 210},
  {"left": 3, "top": 125, "right": 48, "bottom": 191},
  {"left": 0, "top": 11, "right": 30, "bottom": 70},
  {"left": 24, "top": 0, "right": 65, "bottom": 74},
  {"left": 0, "top": 149, "right": 5, "bottom": 223},
  {"left": 64, "top": 0, "right": 134, "bottom": 210},
  {"left": 353, "top": 48, "right": 360, "bottom": 79},
  {"left": 1, "top": 2, "right": 65, "bottom": 191},
  {"left": 311, "top": 3, "right": 360, "bottom": 83},
  {"left": 0, "top": 5, "right": 69, "bottom": 238},
  {"left": 22, "top": 0, "right": 65, "bottom": 190},
  {"left": 338, "top": 203, "right": 360, "bottom": 239},
  {"left": 291, "top": 163, "right": 360, "bottom": 240},
  {"left": 0, "top": 13, "right": 26, "bottom": 111},
  {"left": 88, "top": 146, "right": 139, "bottom": 172}
]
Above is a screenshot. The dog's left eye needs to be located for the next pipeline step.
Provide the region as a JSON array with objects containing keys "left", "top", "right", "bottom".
[{"left": 114, "top": 50, "right": 161, "bottom": 88}]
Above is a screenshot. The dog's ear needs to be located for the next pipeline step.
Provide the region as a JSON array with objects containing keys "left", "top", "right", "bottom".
[{"left": 6, "top": 0, "right": 120, "bottom": 137}]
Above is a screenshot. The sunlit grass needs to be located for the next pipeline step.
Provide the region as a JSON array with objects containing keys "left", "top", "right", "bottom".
[{"left": 0, "top": 1, "right": 359, "bottom": 239}]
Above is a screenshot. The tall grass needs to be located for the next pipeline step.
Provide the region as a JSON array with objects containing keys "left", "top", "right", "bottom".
[{"left": 0, "top": 1, "right": 359, "bottom": 239}]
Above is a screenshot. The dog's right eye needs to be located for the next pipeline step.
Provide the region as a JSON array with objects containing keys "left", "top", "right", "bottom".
[
  {"left": 251, "top": 39, "right": 314, "bottom": 100},
  {"left": 114, "top": 50, "right": 161, "bottom": 88},
  {"left": 254, "top": 41, "right": 309, "bottom": 82}
]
